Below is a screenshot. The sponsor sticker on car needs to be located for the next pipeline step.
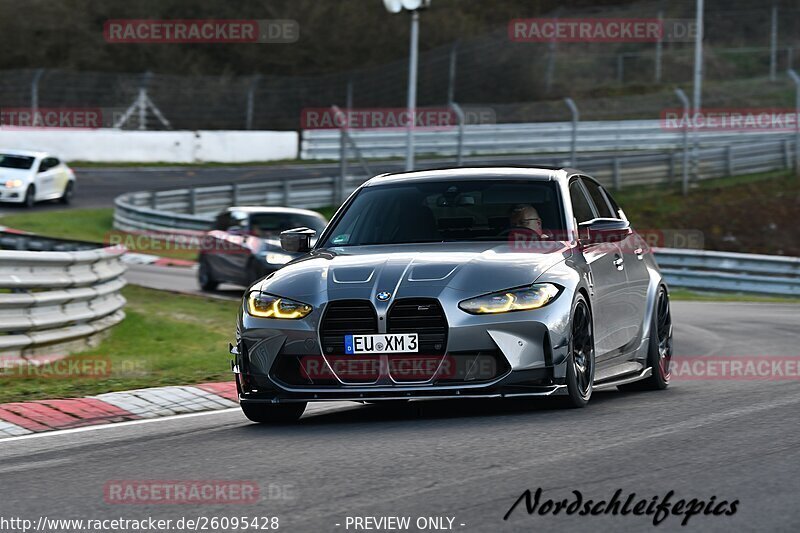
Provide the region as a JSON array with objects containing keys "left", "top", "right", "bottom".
[{"left": 344, "top": 333, "right": 419, "bottom": 354}]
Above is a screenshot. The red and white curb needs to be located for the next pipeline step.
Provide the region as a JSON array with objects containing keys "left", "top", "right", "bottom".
[{"left": 0, "top": 382, "right": 237, "bottom": 437}]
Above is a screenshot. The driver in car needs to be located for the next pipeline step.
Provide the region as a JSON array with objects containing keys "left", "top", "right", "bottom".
[{"left": 509, "top": 204, "right": 544, "bottom": 236}]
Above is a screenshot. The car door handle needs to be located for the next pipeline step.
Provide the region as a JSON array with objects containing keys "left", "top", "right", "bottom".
[
  {"left": 633, "top": 247, "right": 644, "bottom": 260},
  {"left": 613, "top": 255, "right": 624, "bottom": 270}
]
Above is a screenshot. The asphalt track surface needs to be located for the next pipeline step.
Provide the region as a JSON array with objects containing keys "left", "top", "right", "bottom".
[{"left": 1, "top": 300, "right": 799, "bottom": 532}]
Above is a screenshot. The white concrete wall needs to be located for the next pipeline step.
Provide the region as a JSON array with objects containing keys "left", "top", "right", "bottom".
[{"left": 0, "top": 128, "right": 298, "bottom": 163}]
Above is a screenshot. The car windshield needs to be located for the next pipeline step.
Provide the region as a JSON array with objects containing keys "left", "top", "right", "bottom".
[
  {"left": 321, "top": 179, "right": 564, "bottom": 247},
  {"left": 0, "top": 154, "right": 35, "bottom": 169},
  {"left": 250, "top": 213, "right": 326, "bottom": 237}
]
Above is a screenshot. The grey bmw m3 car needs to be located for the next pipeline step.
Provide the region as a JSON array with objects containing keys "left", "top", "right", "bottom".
[{"left": 231, "top": 167, "right": 673, "bottom": 423}]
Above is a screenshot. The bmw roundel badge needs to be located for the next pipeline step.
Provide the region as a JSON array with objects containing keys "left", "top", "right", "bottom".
[{"left": 376, "top": 291, "right": 392, "bottom": 301}]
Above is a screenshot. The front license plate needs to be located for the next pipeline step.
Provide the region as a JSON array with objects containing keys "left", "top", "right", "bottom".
[{"left": 344, "top": 333, "right": 419, "bottom": 354}]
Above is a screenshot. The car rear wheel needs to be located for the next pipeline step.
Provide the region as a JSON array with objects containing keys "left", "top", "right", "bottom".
[
  {"left": 60, "top": 181, "right": 74, "bottom": 204},
  {"left": 241, "top": 402, "right": 306, "bottom": 424},
  {"left": 563, "top": 294, "right": 594, "bottom": 408},
  {"left": 197, "top": 257, "right": 219, "bottom": 291},
  {"left": 23, "top": 185, "right": 35, "bottom": 208},
  {"left": 618, "top": 286, "right": 672, "bottom": 391}
]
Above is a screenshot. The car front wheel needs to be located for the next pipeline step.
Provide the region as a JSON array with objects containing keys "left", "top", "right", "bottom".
[
  {"left": 618, "top": 286, "right": 672, "bottom": 392},
  {"left": 23, "top": 185, "right": 35, "bottom": 208},
  {"left": 563, "top": 294, "right": 595, "bottom": 408},
  {"left": 198, "top": 257, "right": 219, "bottom": 291}
]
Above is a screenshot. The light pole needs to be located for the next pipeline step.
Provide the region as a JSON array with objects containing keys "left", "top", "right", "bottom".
[
  {"left": 690, "top": 0, "right": 704, "bottom": 185},
  {"left": 384, "top": 0, "right": 431, "bottom": 171}
]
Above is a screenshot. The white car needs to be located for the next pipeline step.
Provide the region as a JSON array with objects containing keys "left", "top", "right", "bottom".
[{"left": 0, "top": 150, "right": 76, "bottom": 207}]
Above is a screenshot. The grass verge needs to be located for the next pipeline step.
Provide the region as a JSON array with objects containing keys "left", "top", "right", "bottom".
[
  {"left": 669, "top": 288, "right": 800, "bottom": 304},
  {"left": 0, "top": 285, "right": 239, "bottom": 403}
]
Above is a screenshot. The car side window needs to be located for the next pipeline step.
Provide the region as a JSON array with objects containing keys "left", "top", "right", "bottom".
[
  {"left": 580, "top": 177, "right": 614, "bottom": 219},
  {"left": 601, "top": 187, "right": 625, "bottom": 220},
  {"left": 568, "top": 180, "right": 596, "bottom": 223},
  {"left": 38, "top": 158, "right": 56, "bottom": 173},
  {"left": 229, "top": 211, "right": 248, "bottom": 231}
]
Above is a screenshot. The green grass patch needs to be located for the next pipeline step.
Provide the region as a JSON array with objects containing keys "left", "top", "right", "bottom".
[
  {"left": 669, "top": 288, "right": 800, "bottom": 304},
  {"left": 0, "top": 208, "right": 195, "bottom": 261},
  {"left": 0, "top": 285, "right": 240, "bottom": 403},
  {"left": 1, "top": 208, "right": 113, "bottom": 244}
]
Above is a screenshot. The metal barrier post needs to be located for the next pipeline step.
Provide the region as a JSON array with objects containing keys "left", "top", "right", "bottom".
[
  {"left": 612, "top": 157, "right": 621, "bottom": 190},
  {"left": 188, "top": 188, "right": 196, "bottom": 214},
  {"left": 283, "top": 179, "right": 291, "bottom": 205},
  {"left": 726, "top": 145, "right": 734, "bottom": 176},
  {"left": 232, "top": 183, "right": 240, "bottom": 205}
]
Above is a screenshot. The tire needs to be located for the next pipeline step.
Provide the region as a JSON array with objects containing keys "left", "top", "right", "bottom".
[
  {"left": 23, "top": 185, "right": 35, "bottom": 208},
  {"left": 246, "top": 258, "right": 264, "bottom": 286},
  {"left": 59, "top": 181, "right": 74, "bottom": 205},
  {"left": 618, "top": 286, "right": 672, "bottom": 392},
  {"left": 563, "top": 294, "right": 595, "bottom": 408},
  {"left": 197, "top": 257, "right": 219, "bottom": 291},
  {"left": 241, "top": 402, "right": 306, "bottom": 424}
]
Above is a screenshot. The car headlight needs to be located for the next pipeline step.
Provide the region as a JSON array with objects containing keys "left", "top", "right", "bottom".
[
  {"left": 264, "top": 252, "right": 293, "bottom": 265},
  {"left": 458, "top": 283, "right": 562, "bottom": 315},
  {"left": 4, "top": 179, "right": 23, "bottom": 188},
  {"left": 246, "top": 291, "right": 312, "bottom": 319}
]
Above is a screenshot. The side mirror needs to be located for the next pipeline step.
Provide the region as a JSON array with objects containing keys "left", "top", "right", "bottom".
[
  {"left": 578, "top": 218, "right": 631, "bottom": 244},
  {"left": 280, "top": 227, "right": 316, "bottom": 253},
  {"left": 227, "top": 225, "right": 246, "bottom": 235}
]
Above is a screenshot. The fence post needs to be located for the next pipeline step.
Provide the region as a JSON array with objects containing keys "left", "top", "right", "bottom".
[
  {"left": 30, "top": 69, "right": 44, "bottom": 119},
  {"left": 612, "top": 157, "right": 621, "bottom": 190},
  {"left": 655, "top": 11, "right": 663, "bottom": 83},
  {"left": 447, "top": 41, "right": 458, "bottom": 105},
  {"left": 617, "top": 54, "right": 624, "bottom": 84},
  {"left": 674, "top": 88, "right": 691, "bottom": 194},
  {"left": 150, "top": 191, "right": 158, "bottom": 210},
  {"left": 232, "top": 183, "right": 240, "bottom": 205},
  {"left": 769, "top": 3, "right": 778, "bottom": 81},
  {"left": 188, "top": 188, "right": 196, "bottom": 214},
  {"left": 564, "top": 98, "right": 579, "bottom": 167},
  {"left": 789, "top": 70, "right": 800, "bottom": 177},
  {"left": 245, "top": 74, "right": 261, "bottom": 130}
]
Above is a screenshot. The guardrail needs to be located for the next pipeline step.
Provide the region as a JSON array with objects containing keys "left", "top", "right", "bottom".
[
  {"left": 655, "top": 248, "right": 800, "bottom": 297},
  {"left": 301, "top": 119, "right": 796, "bottom": 160},
  {"left": 114, "top": 135, "right": 797, "bottom": 234},
  {"left": 0, "top": 230, "right": 127, "bottom": 361}
]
